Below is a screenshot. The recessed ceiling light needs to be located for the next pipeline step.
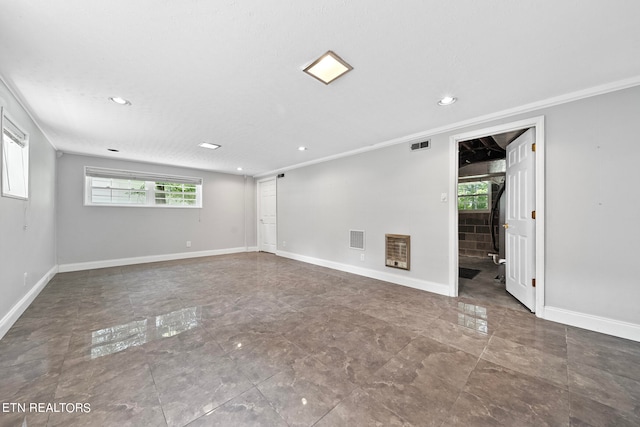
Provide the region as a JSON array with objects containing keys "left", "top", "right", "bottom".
[
  {"left": 438, "top": 96, "right": 457, "bottom": 106},
  {"left": 107, "top": 148, "right": 119, "bottom": 152},
  {"left": 199, "top": 142, "right": 221, "bottom": 150},
  {"left": 236, "top": 167, "right": 243, "bottom": 171},
  {"left": 109, "top": 97, "right": 131, "bottom": 106},
  {"left": 303, "top": 51, "right": 353, "bottom": 85},
  {"left": 298, "top": 146, "right": 307, "bottom": 151}
]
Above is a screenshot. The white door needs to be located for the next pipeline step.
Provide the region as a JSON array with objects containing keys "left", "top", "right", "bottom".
[
  {"left": 258, "top": 178, "right": 277, "bottom": 253},
  {"left": 505, "top": 128, "right": 536, "bottom": 311}
]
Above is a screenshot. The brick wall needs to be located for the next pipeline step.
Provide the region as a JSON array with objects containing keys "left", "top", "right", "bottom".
[
  {"left": 459, "top": 212, "right": 494, "bottom": 258},
  {"left": 458, "top": 182, "right": 501, "bottom": 258}
]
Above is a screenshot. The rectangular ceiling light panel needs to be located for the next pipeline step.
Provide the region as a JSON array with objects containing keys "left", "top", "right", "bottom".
[
  {"left": 199, "top": 142, "right": 221, "bottom": 150},
  {"left": 303, "top": 51, "right": 353, "bottom": 85}
]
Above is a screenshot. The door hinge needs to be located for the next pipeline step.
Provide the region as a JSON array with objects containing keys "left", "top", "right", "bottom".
[
  {"left": 532, "top": 210, "right": 536, "bottom": 219},
  {"left": 532, "top": 143, "right": 536, "bottom": 152},
  {"left": 532, "top": 278, "right": 536, "bottom": 288}
]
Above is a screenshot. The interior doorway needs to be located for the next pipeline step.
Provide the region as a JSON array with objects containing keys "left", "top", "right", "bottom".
[
  {"left": 449, "top": 117, "right": 545, "bottom": 316},
  {"left": 257, "top": 177, "right": 277, "bottom": 254}
]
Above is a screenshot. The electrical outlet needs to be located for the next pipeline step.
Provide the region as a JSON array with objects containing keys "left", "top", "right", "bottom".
[
  {"left": 23, "top": 272, "right": 28, "bottom": 287},
  {"left": 360, "top": 253, "right": 365, "bottom": 261},
  {"left": 186, "top": 241, "right": 191, "bottom": 248},
  {"left": 282, "top": 241, "right": 287, "bottom": 247}
]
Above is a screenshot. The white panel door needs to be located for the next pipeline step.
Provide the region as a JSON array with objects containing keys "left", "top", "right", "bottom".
[
  {"left": 258, "top": 179, "right": 277, "bottom": 253},
  {"left": 505, "top": 128, "right": 536, "bottom": 311}
]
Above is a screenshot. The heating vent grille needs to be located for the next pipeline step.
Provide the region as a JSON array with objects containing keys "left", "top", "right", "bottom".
[
  {"left": 385, "top": 234, "right": 410, "bottom": 270},
  {"left": 410, "top": 140, "right": 430, "bottom": 151},
  {"left": 349, "top": 230, "right": 365, "bottom": 250}
]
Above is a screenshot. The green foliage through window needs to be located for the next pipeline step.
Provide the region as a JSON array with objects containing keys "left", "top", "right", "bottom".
[
  {"left": 458, "top": 181, "right": 490, "bottom": 211},
  {"left": 85, "top": 167, "right": 202, "bottom": 208},
  {"left": 154, "top": 182, "right": 197, "bottom": 206}
]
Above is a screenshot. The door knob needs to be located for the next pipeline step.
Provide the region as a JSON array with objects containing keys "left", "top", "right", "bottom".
[{"left": 503, "top": 223, "right": 509, "bottom": 229}]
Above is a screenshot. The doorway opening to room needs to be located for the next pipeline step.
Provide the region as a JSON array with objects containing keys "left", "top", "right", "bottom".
[
  {"left": 257, "top": 177, "right": 277, "bottom": 254},
  {"left": 449, "top": 117, "right": 545, "bottom": 315}
]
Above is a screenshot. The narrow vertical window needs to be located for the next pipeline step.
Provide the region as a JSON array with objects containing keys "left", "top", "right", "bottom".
[{"left": 1, "top": 108, "right": 29, "bottom": 200}]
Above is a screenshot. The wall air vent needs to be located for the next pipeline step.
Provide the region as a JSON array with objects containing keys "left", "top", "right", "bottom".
[
  {"left": 349, "top": 230, "right": 365, "bottom": 250},
  {"left": 385, "top": 234, "right": 410, "bottom": 270},
  {"left": 410, "top": 140, "right": 430, "bottom": 151}
]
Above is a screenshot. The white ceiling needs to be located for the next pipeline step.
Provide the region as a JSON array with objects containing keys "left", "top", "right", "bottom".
[{"left": 1, "top": 1, "right": 639, "bottom": 176}]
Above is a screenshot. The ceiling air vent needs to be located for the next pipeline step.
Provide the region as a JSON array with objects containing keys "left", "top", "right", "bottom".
[
  {"left": 349, "top": 230, "right": 365, "bottom": 250},
  {"left": 410, "top": 140, "right": 430, "bottom": 151}
]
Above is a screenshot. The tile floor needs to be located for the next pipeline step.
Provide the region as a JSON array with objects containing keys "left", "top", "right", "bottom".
[{"left": 1, "top": 253, "right": 639, "bottom": 426}]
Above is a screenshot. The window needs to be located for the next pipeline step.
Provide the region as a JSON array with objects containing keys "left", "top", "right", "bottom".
[
  {"left": 1, "top": 108, "right": 29, "bottom": 200},
  {"left": 85, "top": 167, "right": 202, "bottom": 208},
  {"left": 458, "top": 181, "right": 491, "bottom": 211}
]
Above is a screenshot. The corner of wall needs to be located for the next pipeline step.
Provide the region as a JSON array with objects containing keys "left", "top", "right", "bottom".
[{"left": 0, "top": 265, "right": 58, "bottom": 340}]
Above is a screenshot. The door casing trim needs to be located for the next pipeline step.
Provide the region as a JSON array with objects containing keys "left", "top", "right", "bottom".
[
  {"left": 256, "top": 176, "right": 277, "bottom": 253},
  {"left": 448, "top": 116, "right": 545, "bottom": 317}
]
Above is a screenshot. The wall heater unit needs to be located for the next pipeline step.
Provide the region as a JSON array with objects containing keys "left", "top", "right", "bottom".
[{"left": 385, "top": 234, "right": 410, "bottom": 270}]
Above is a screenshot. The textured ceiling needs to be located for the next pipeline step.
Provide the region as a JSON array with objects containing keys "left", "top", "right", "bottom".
[{"left": 1, "top": 1, "right": 639, "bottom": 176}]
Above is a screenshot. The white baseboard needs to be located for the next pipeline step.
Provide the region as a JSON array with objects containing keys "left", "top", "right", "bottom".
[
  {"left": 247, "top": 246, "right": 259, "bottom": 252},
  {"left": 58, "top": 247, "right": 254, "bottom": 273},
  {"left": 0, "top": 265, "right": 58, "bottom": 340},
  {"left": 544, "top": 306, "right": 640, "bottom": 342},
  {"left": 277, "top": 250, "right": 450, "bottom": 296}
]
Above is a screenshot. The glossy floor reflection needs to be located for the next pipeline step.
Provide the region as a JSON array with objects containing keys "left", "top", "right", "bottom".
[
  {"left": 458, "top": 255, "right": 530, "bottom": 312},
  {"left": 1, "top": 253, "right": 639, "bottom": 426}
]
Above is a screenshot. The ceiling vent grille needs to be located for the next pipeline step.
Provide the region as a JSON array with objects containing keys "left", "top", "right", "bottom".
[
  {"left": 410, "top": 140, "right": 430, "bottom": 151},
  {"left": 349, "top": 230, "right": 365, "bottom": 250}
]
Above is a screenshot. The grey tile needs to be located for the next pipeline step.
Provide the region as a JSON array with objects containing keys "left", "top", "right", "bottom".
[
  {"left": 395, "top": 336, "right": 478, "bottom": 388},
  {"left": 419, "top": 317, "right": 491, "bottom": 356},
  {"left": 228, "top": 335, "right": 309, "bottom": 385},
  {"left": 0, "top": 412, "right": 50, "bottom": 427},
  {"left": 493, "top": 321, "right": 568, "bottom": 359},
  {"left": 311, "top": 333, "right": 397, "bottom": 385},
  {"left": 0, "top": 355, "right": 63, "bottom": 402},
  {"left": 569, "top": 392, "right": 640, "bottom": 427},
  {"left": 146, "top": 339, "right": 227, "bottom": 384},
  {"left": 463, "top": 359, "right": 570, "bottom": 426},
  {"left": 257, "top": 356, "right": 356, "bottom": 426},
  {"left": 567, "top": 326, "right": 640, "bottom": 358},
  {"left": 567, "top": 331, "right": 640, "bottom": 382},
  {"left": 0, "top": 332, "right": 70, "bottom": 368},
  {"left": 443, "top": 392, "right": 504, "bottom": 426},
  {"left": 482, "top": 335, "right": 568, "bottom": 388},
  {"left": 55, "top": 346, "right": 149, "bottom": 400},
  {"left": 48, "top": 383, "right": 165, "bottom": 427},
  {"left": 361, "top": 356, "right": 461, "bottom": 426},
  {"left": 568, "top": 361, "right": 640, "bottom": 416},
  {"left": 187, "top": 388, "right": 287, "bottom": 427},
  {"left": 203, "top": 318, "right": 280, "bottom": 354},
  {"left": 1, "top": 253, "right": 639, "bottom": 426},
  {"left": 358, "top": 303, "right": 435, "bottom": 335},
  {"left": 154, "top": 354, "right": 253, "bottom": 427},
  {"left": 315, "top": 388, "right": 409, "bottom": 427}
]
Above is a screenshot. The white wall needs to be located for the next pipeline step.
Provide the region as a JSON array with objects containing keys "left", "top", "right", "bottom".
[
  {"left": 278, "top": 136, "right": 451, "bottom": 295},
  {"left": 57, "top": 154, "right": 256, "bottom": 269},
  {"left": 0, "top": 80, "right": 57, "bottom": 338},
  {"left": 277, "top": 85, "right": 640, "bottom": 338},
  {"left": 540, "top": 87, "right": 638, "bottom": 326}
]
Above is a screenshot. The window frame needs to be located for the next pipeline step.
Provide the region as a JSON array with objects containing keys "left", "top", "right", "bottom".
[
  {"left": 457, "top": 180, "right": 492, "bottom": 212},
  {"left": 84, "top": 166, "right": 203, "bottom": 208},
  {"left": 1, "top": 107, "right": 29, "bottom": 200}
]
